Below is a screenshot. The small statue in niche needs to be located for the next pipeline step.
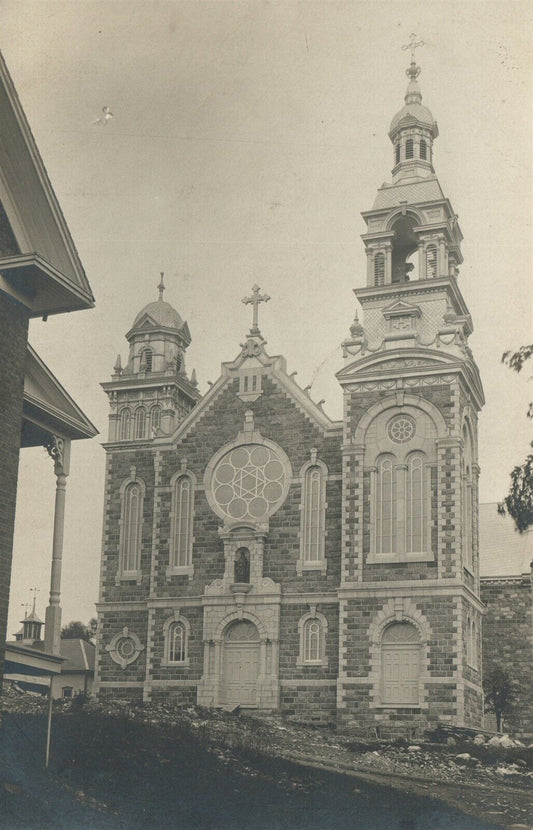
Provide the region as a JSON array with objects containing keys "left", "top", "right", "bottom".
[{"left": 234, "top": 548, "right": 250, "bottom": 583}]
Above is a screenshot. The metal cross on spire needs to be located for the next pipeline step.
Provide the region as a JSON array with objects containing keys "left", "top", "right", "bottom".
[
  {"left": 402, "top": 33, "right": 424, "bottom": 62},
  {"left": 242, "top": 284, "right": 270, "bottom": 334},
  {"left": 158, "top": 272, "right": 165, "bottom": 300}
]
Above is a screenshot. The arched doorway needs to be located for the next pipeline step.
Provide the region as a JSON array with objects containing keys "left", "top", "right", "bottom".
[
  {"left": 381, "top": 622, "right": 420, "bottom": 705},
  {"left": 222, "top": 620, "right": 260, "bottom": 706}
]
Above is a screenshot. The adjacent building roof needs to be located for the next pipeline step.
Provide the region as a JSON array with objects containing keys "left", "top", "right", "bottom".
[{"left": 479, "top": 503, "right": 533, "bottom": 578}]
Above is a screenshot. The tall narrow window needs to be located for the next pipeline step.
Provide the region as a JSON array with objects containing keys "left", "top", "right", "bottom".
[
  {"left": 374, "top": 252, "right": 385, "bottom": 286},
  {"left": 395, "top": 143, "right": 400, "bottom": 164},
  {"left": 150, "top": 405, "right": 162, "bottom": 435},
  {"left": 135, "top": 407, "right": 146, "bottom": 439},
  {"left": 163, "top": 614, "right": 190, "bottom": 666},
  {"left": 169, "top": 621, "right": 186, "bottom": 662},
  {"left": 463, "top": 424, "right": 474, "bottom": 572},
  {"left": 426, "top": 245, "right": 437, "bottom": 278},
  {"left": 419, "top": 139, "right": 427, "bottom": 160},
  {"left": 405, "top": 138, "right": 414, "bottom": 159},
  {"left": 298, "top": 611, "right": 328, "bottom": 666},
  {"left": 299, "top": 457, "right": 327, "bottom": 573},
  {"left": 406, "top": 454, "right": 426, "bottom": 553},
  {"left": 119, "top": 408, "right": 131, "bottom": 440},
  {"left": 376, "top": 456, "right": 395, "bottom": 554},
  {"left": 381, "top": 622, "right": 420, "bottom": 705},
  {"left": 304, "top": 619, "right": 321, "bottom": 662},
  {"left": 170, "top": 474, "right": 195, "bottom": 569},
  {"left": 122, "top": 482, "right": 143, "bottom": 572},
  {"left": 140, "top": 348, "right": 153, "bottom": 372}
]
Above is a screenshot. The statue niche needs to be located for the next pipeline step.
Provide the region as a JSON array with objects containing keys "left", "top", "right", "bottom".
[{"left": 234, "top": 547, "right": 250, "bottom": 584}]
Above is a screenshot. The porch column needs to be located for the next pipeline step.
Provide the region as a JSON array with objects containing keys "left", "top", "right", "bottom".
[{"left": 44, "top": 436, "right": 71, "bottom": 655}]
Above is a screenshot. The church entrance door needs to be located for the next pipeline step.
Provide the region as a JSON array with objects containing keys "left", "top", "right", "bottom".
[{"left": 222, "top": 620, "right": 260, "bottom": 706}]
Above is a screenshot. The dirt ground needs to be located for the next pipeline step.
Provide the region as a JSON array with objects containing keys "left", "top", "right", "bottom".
[{"left": 0, "top": 688, "right": 531, "bottom": 829}]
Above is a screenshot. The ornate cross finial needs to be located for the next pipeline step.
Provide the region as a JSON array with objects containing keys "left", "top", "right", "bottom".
[
  {"left": 402, "top": 33, "right": 424, "bottom": 80},
  {"left": 242, "top": 284, "right": 270, "bottom": 334},
  {"left": 158, "top": 272, "right": 165, "bottom": 300},
  {"left": 402, "top": 33, "right": 424, "bottom": 62}
]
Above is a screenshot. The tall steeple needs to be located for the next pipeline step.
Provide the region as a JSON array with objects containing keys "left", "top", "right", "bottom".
[{"left": 336, "top": 44, "right": 485, "bottom": 734}]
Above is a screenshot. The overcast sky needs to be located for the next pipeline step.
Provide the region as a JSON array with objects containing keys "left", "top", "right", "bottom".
[{"left": 2, "top": 1, "right": 531, "bottom": 635}]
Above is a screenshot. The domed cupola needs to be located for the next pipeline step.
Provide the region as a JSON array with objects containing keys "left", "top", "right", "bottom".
[
  {"left": 389, "top": 55, "right": 439, "bottom": 183},
  {"left": 124, "top": 274, "right": 191, "bottom": 376}
]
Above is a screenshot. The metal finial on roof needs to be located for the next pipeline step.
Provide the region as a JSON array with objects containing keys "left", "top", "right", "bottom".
[
  {"left": 158, "top": 272, "right": 165, "bottom": 301},
  {"left": 402, "top": 33, "right": 424, "bottom": 80}
]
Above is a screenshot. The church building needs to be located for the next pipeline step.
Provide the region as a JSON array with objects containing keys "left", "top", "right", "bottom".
[{"left": 94, "top": 53, "right": 486, "bottom": 735}]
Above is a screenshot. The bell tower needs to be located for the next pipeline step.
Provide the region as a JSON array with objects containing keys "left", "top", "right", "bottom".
[
  {"left": 337, "top": 40, "right": 485, "bottom": 734},
  {"left": 102, "top": 275, "right": 201, "bottom": 444}
]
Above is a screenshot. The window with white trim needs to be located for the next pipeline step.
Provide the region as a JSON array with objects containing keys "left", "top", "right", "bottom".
[
  {"left": 150, "top": 405, "right": 162, "bottom": 435},
  {"left": 169, "top": 472, "right": 195, "bottom": 573},
  {"left": 406, "top": 453, "right": 427, "bottom": 554},
  {"left": 120, "top": 478, "right": 144, "bottom": 576},
  {"left": 119, "top": 408, "right": 131, "bottom": 440},
  {"left": 419, "top": 139, "right": 427, "bottom": 160},
  {"left": 163, "top": 614, "right": 190, "bottom": 666},
  {"left": 375, "top": 455, "right": 396, "bottom": 555},
  {"left": 140, "top": 348, "right": 153, "bottom": 372},
  {"left": 405, "top": 138, "right": 414, "bottom": 159},
  {"left": 381, "top": 622, "right": 420, "bottom": 705},
  {"left": 298, "top": 455, "right": 327, "bottom": 574},
  {"left": 135, "top": 407, "right": 146, "bottom": 440},
  {"left": 297, "top": 610, "right": 328, "bottom": 667}
]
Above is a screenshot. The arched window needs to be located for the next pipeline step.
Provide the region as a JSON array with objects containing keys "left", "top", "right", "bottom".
[
  {"left": 381, "top": 622, "right": 420, "bottom": 705},
  {"left": 419, "top": 139, "right": 427, "bottom": 160},
  {"left": 168, "top": 621, "right": 186, "bottom": 662},
  {"left": 163, "top": 614, "right": 191, "bottom": 666},
  {"left": 395, "top": 142, "right": 400, "bottom": 164},
  {"left": 426, "top": 245, "right": 437, "bottom": 279},
  {"left": 406, "top": 454, "right": 426, "bottom": 553},
  {"left": 121, "top": 480, "right": 143, "bottom": 574},
  {"left": 405, "top": 138, "right": 414, "bottom": 159},
  {"left": 374, "top": 252, "right": 385, "bottom": 286},
  {"left": 169, "top": 473, "right": 195, "bottom": 571},
  {"left": 297, "top": 611, "right": 328, "bottom": 666},
  {"left": 150, "top": 405, "right": 162, "bottom": 436},
  {"left": 376, "top": 456, "right": 396, "bottom": 555},
  {"left": 119, "top": 408, "right": 131, "bottom": 441},
  {"left": 304, "top": 619, "right": 321, "bottom": 662},
  {"left": 140, "top": 348, "right": 153, "bottom": 373},
  {"left": 298, "top": 456, "right": 327, "bottom": 574},
  {"left": 135, "top": 407, "right": 146, "bottom": 440}
]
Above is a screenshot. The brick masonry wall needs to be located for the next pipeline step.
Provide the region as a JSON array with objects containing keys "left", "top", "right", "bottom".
[
  {"left": 97, "top": 609, "right": 149, "bottom": 684},
  {"left": 0, "top": 293, "right": 29, "bottom": 687},
  {"left": 481, "top": 576, "right": 533, "bottom": 737},
  {"left": 278, "top": 603, "right": 339, "bottom": 680}
]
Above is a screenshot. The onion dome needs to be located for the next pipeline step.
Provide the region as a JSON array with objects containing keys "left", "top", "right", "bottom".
[
  {"left": 131, "top": 273, "right": 185, "bottom": 331},
  {"left": 389, "top": 61, "right": 438, "bottom": 140}
]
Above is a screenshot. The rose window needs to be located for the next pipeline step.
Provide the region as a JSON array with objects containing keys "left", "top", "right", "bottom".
[
  {"left": 387, "top": 415, "right": 416, "bottom": 444},
  {"left": 211, "top": 444, "right": 288, "bottom": 521}
]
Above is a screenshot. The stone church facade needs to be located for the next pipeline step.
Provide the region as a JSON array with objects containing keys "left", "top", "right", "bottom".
[{"left": 94, "top": 56, "right": 486, "bottom": 735}]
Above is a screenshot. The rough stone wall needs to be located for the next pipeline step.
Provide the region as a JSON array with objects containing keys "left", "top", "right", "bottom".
[
  {"left": 481, "top": 575, "right": 533, "bottom": 737},
  {"left": 0, "top": 293, "right": 29, "bottom": 687}
]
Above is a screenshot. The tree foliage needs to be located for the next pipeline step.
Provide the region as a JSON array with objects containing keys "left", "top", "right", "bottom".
[
  {"left": 498, "top": 345, "right": 533, "bottom": 533},
  {"left": 483, "top": 666, "right": 518, "bottom": 733},
  {"left": 61, "top": 618, "right": 97, "bottom": 643}
]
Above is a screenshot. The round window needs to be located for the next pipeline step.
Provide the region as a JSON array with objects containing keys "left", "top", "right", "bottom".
[
  {"left": 387, "top": 414, "right": 416, "bottom": 444},
  {"left": 210, "top": 443, "right": 289, "bottom": 521}
]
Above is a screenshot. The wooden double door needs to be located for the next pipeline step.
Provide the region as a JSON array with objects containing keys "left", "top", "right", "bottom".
[{"left": 222, "top": 620, "right": 260, "bottom": 706}]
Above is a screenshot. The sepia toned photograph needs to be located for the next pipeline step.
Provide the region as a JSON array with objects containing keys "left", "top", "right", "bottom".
[{"left": 0, "top": 1, "right": 531, "bottom": 827}]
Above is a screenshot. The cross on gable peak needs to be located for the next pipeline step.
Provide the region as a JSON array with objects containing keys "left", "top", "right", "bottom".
[{"left": 242, "top": 284, "right": 270, "bottom": 335}]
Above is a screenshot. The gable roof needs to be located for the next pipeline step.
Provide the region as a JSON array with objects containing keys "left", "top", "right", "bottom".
[
  {"left": 0, "top": 51, "right": 94, "bottom": 315},
  {"left": 479, "top": 502, "right": 533, "bottom": 578},
  {"left": 21, "top": 344, "right": 98, "bottom": 446},
  {"left": 60, "top": 638, "right": 95, "bottom": 673}
]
